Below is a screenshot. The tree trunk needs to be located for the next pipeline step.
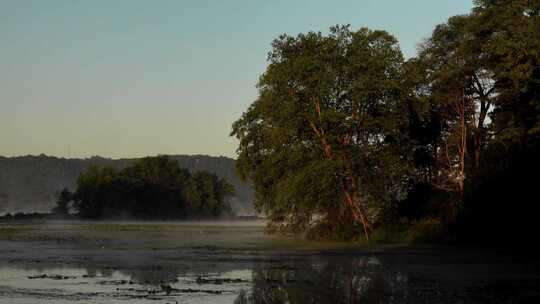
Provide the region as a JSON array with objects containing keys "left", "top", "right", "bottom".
[
  {"left": 308, "top": 101, "right": 372, "bottom": 240},
  {"left": 343, "top": 162, "right": 372, "bottom": 240}
]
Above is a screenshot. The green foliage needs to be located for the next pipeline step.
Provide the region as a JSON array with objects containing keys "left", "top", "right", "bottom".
[
  {"left": 232, "top": 25, "right": 412, "bottom": 239},
  {"left": 402, "top": 0, "right": 540, "bottom": 245},
  {"left": 51, "top": 188, "right": 73, "bottom": 215},
  {"left": 70, "top": 156, "right": 234, "bottom": 220},
  {"left": 471, "top": 0, "right": 540, "bottom": 144},
  {"left": 370, "top": 224, "right": 407, "bottom": 244},
  {"left": 233, "top": 0, "right": 540, "bottom": 244},
  {"left": 403, "top": 218, "right": 445, "bottom": 244}
]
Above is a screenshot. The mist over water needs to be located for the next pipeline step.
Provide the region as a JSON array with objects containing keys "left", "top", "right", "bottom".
[{"left": 1, "top": 221, "right": 539, "bottom": 303}]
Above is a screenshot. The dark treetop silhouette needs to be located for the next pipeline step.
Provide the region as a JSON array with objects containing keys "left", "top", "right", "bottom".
[{"left": 53, "top": 155, "right": 235, "bottom": 220}]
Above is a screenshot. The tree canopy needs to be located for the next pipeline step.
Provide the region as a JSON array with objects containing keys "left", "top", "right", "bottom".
[
  {"left": 232, "top": 0, "right": 540, "bottom": 242},
  {"left": 59, "top": 156, "right": 234, "bottom": 220},
  {"left": 232, "top": 26, "right": 412, "bottom": 239}
]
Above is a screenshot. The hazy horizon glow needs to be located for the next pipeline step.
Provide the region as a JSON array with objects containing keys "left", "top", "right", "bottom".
[{"left": 0, "top": 0, "right": 473, "bottom": 159}]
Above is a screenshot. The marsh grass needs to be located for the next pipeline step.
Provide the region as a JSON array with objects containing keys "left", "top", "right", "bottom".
[
  {"left": 0, "top": 225, "right": 36, "bottom": 240},
  {"left": 82, "top": 222, "right": 262, "bottom": 233},
  {"left": 403, "top": 218, "right": 446, "bottom": 243},
  {"left": 0, "top": 220, "right": 447, "bottom": 251},
  {"left": 367, "top": 218, "right": 447, "bottom": 246},
  {"left": 0, "top": 221, "right": 384, "bottom": 252}
]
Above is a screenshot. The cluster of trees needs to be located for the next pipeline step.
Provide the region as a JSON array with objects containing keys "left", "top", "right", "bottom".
[
  {"left": 52, "top": 156, "right": 235, "bottom": 219},
  {"left": 232, "top": 0, "right": 539, "bottom": 243}
]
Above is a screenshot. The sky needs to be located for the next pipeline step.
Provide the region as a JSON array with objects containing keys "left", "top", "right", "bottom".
[{"left": 0, "top": 0, "right": 473, "bottom": 159}]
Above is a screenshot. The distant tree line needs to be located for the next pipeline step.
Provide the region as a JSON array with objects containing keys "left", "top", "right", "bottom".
[
  {"left": 232, "top": 0, "right": 540, "bottom": 243},
  {"left": 52, "top": 156, "right": 234, "bottom": 219}
]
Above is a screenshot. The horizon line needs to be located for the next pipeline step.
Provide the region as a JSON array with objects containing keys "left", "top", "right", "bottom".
[{"left": 0, "top": 153, "right": 238, "bottom": 161}]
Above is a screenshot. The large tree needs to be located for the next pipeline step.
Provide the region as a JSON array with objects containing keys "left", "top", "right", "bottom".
[
  {"left": 415, "top": 0, "right": 539, "bottom": 188},
  {"left": 232, "top": 26, "right": 411, "bottom": 239},
  {"left": 450, "top": 0, "right": 540, "bottom": 244},
  {"left": 413, "top": 14, "right": 498, "bottom": 197},
  {"left": 404, "top": 0, "right": 540, "bottom": 242},
  {"left": 471, "top": 0, "right": 540, "bottom": 145}
]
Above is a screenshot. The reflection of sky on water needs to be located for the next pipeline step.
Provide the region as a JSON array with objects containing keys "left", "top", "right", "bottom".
[
  {"left": 0, "top": 256, "right": 413, "bottom": 304},
  {"left": 1, "top": 252, "right": 539, "bottom": 304}
]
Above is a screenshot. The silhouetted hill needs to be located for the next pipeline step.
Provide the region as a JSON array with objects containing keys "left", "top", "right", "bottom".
[{"left": 0, "top": 154, "right": 254, "bottom": 215}]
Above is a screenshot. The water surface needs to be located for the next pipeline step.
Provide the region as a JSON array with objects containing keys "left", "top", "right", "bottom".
[{"left": 0, "top": 221, "right": 538, "bottom": 303}]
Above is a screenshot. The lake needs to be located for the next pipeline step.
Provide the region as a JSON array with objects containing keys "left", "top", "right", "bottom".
[{"left": 0, "top": 221, "right": 538, "bottom": 303}]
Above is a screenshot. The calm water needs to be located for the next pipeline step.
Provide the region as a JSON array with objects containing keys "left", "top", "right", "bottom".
[{"left": 0, "top": 222, "right": 539, "bottom": 303}]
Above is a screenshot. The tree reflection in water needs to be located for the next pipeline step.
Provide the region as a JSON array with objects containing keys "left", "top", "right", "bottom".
[{"left": 235, "top": 256, "right": 408, "bottom": 304}]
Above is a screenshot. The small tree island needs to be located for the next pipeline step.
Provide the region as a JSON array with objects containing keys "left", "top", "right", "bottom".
[{"left": 52, "top": 156, "right": 235, "bottom": 220}]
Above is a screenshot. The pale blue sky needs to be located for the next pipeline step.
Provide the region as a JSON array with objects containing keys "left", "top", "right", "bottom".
[{"left": 0, "top": 0, "right": 473, "bottom": 158}]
